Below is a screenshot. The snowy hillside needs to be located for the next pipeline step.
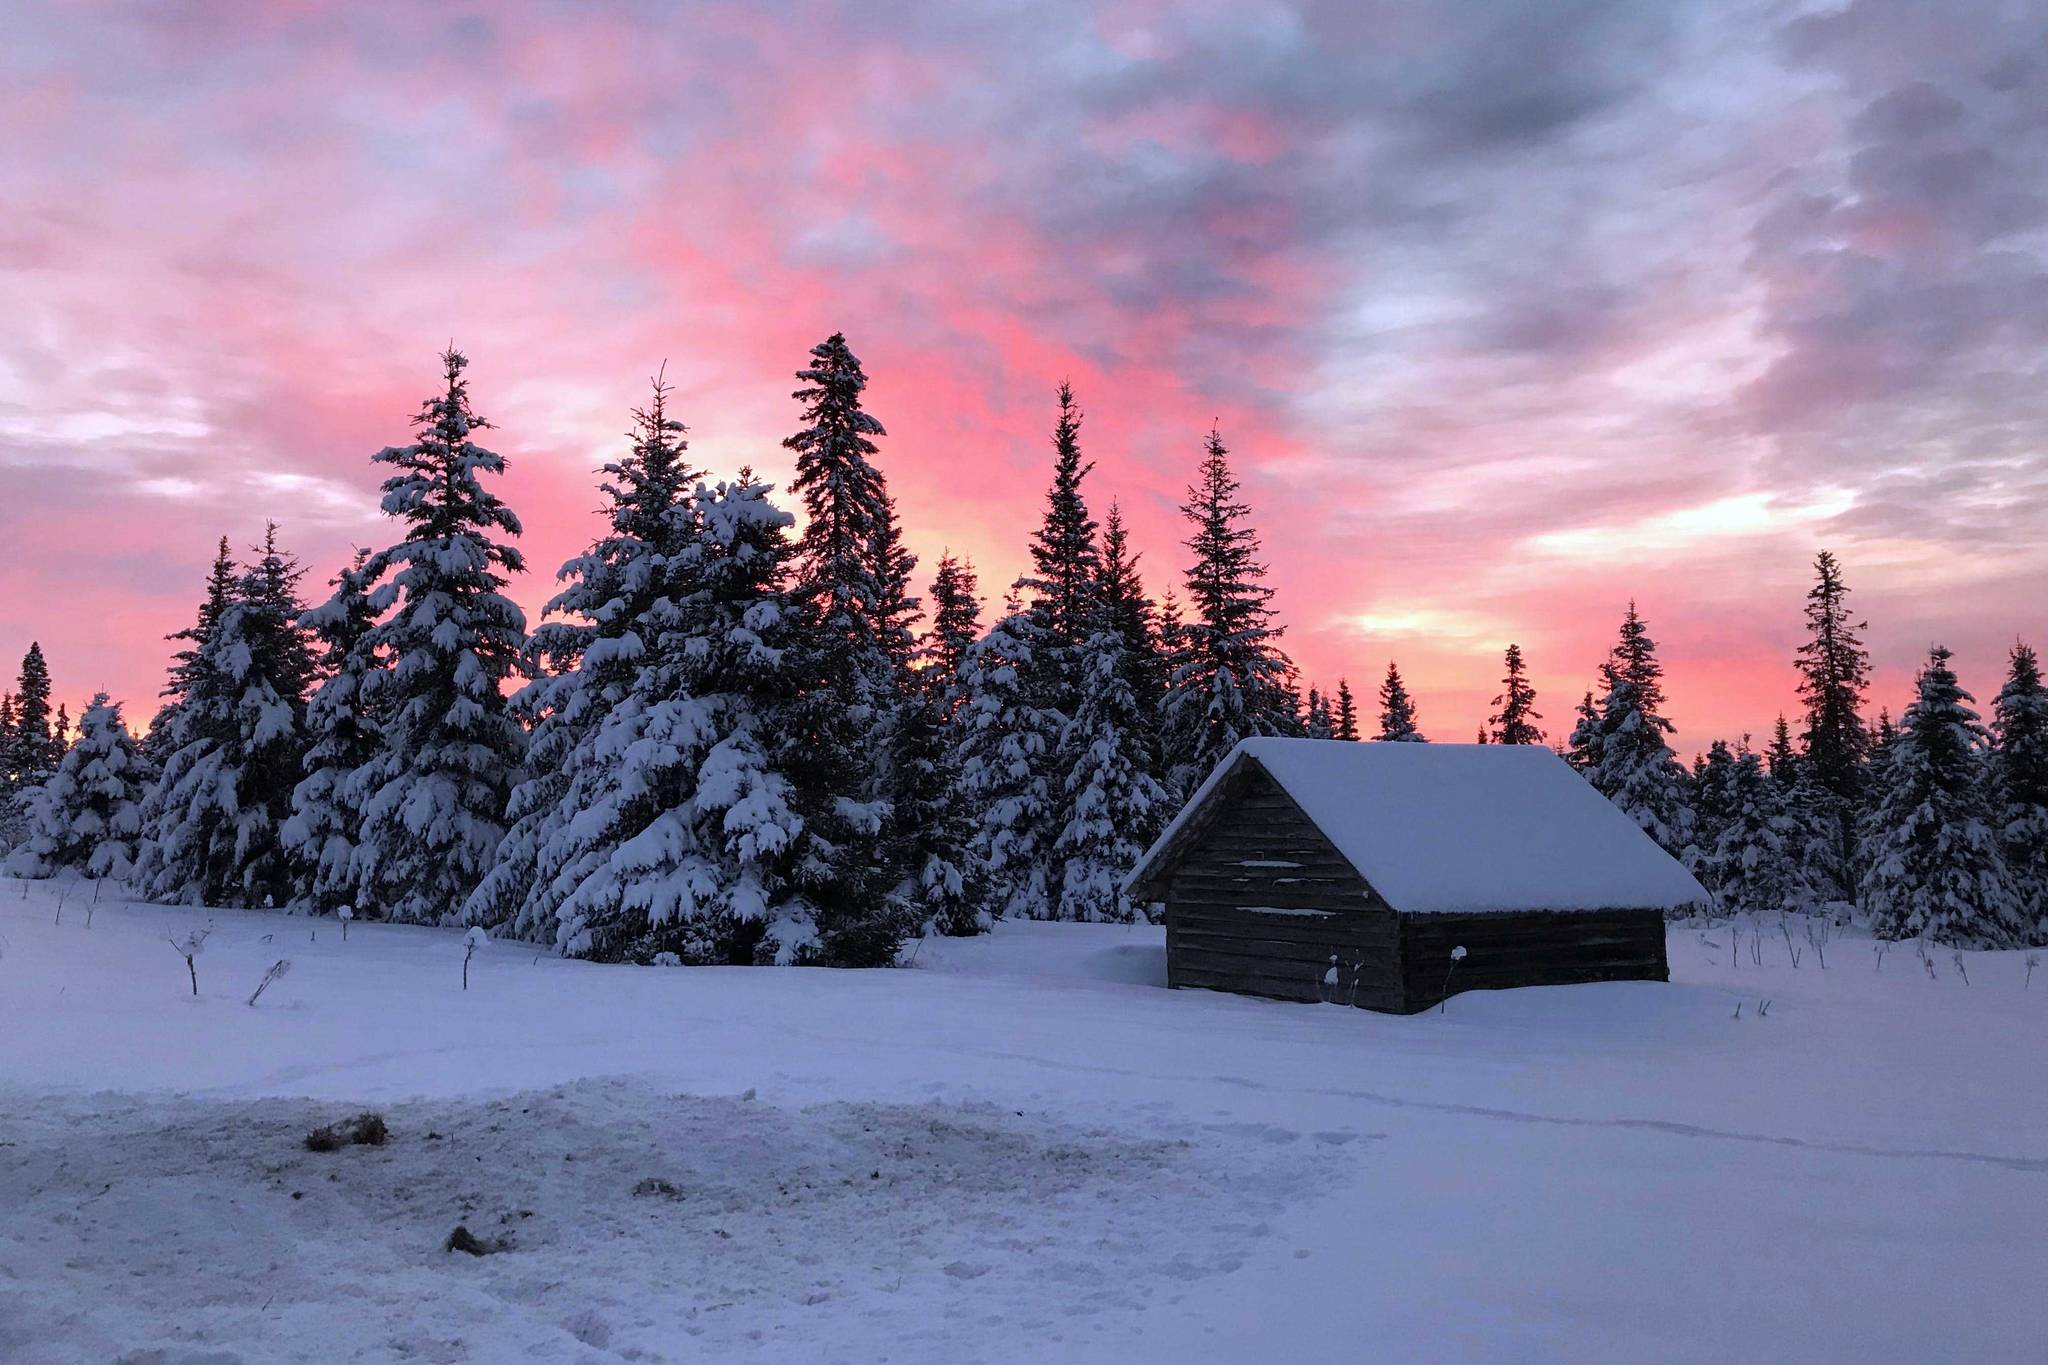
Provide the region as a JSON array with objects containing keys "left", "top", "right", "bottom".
[{"left": 2, "top": 879, "right": 2044, "bottom": 1362}]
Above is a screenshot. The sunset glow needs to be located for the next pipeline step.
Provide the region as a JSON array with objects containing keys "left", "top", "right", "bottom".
[{"left": 5, "top": 0, "right": 2046, "bottom": 750}]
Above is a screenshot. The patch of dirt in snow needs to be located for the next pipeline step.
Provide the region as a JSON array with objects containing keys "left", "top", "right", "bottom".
[{"left": 0, "top": 1080, "right": 1352, "bottom": 1364}]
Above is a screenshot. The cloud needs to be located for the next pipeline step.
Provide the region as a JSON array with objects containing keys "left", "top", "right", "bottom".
[{"left": 1, "top": 0, "right": 2045, "bottom": 749}]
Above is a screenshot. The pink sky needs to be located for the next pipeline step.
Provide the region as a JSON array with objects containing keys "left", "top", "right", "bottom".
[{"left": 4, "top": 0, "right": 2046, "bottom": 750}]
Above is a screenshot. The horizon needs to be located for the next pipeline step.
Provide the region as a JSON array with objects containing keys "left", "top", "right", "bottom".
[{"left": 6, "top": 1, "right": 2046, "bottom": 750}]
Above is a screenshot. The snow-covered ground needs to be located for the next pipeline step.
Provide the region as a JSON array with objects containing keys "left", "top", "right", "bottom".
[{"left": 1, "top": 879, "right": 2043, "bottom": 1363}]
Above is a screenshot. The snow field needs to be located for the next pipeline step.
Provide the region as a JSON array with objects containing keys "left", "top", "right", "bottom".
[{"left": 2, "top": 878, "right": 2045, "bottom": 1362}]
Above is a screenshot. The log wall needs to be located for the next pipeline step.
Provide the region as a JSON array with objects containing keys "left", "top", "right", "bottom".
[
  {"left": 1397, "top": 907, "right": 1669, "bottom": 1013},
  {"left": 1160, "top": 764, "right": 1403, "bottom": 1010}
]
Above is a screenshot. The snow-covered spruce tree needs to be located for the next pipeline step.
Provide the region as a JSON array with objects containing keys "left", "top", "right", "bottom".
[
  {"left": 1488, "top": 643, "right": 1545, "bottom": 745},
  {"left": 951, "top": 605, "right": 1064, "bottom": 922},
  {"left": 546, "top": 477, "right": 812, "bottom": 964},
  {"left": 1021, "top": 382, "right": 1102, "bottom": 663},
  {"left": 133, "top": 530, "right": 313, "bottom": 908},
  {"left": 1565, "top": 690, "right": 1601, "bottom": 772},
  {"left": 283, "top": 548, "right": 383, "bottom": 911},
  {"left": 4, "top": 641, "right": 54, "bottom": 792},
  {"left": 905, "top": 553, "right": 988, "bottom": 936},
  {"left": 1710, "top": 743, "right": 1811, "bottom": 916},
  {"left": 463, "top": 377, "right": 700, "bottom": 936},
  {"left": 1055, "top": 625, "right": 1171, "bottom": 922},
  {"left": 1375, "top": 662, "right": 1425, "bottom": 742},
  {"left": 1333, "top": 677, "right": 1360, "bottom": 742},
  {"left": 779, "top": 332, "right": 910, "bottom": 963},
  {"left": 148, "top": 536, "right": 238, "bottom": 760},
  {"left": 1304, "top": 687, "right": 1333, "bottom": 739},
  {"left": 1863, "top": 646, "right": 2024, "bottom": 946},
  {"left": 1682, "top": 739, "right": 1738, "bottom": 899},
  {"left": 1991, "top": 642, "right": 2048, "bottom": 934},
  {"left": 1097, "top": 502, "right": 1166, "bottom": 748},
  {"left": 1794, "top": 551, "right": 1871, "bottom": 900},
  {"left": 5, "top": 694, "right": 148, "bottom": 880},
  {"left": 346, "top": 348, "right": 528, "bottom": 924},
  {"left": 1579, "top": 605, "right": 1691, "bottom": 854},
  {"left": 1163, "top": 426, "right": 1296, "bottom": 791}
]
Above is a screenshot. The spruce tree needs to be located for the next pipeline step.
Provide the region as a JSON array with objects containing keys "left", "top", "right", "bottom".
[
  {"left": 1021, "top": 382, "right": 1101, "bottom": 657},
  {"left": 924, "top": 554, "right": 983, "bottom": 689},
  {"left": 1682, "top": 739, "right": 1739, "bottom": 897},
  {"left": 345, "top": 348, "right": 528, "bottom": 924},
  {"left": 1580, "top": 605, "right": 1690, "bottom": 853},
  {"left": 1333, "top": 678, "right": 1360, "bottom": 742},
  {"left": 285, "top": 548, "right": 384, "bottom": 911},
  {"left": 1055, "top": 625, "right": 1170, "bottom": 922},
  {"left": 1710, "top": 743, "right": 1812, "bottom": 916},
  {"left": 150, "top": 537, "right": 239, "bottom": 752},
  {"left": 133, "top": 534, "right": 311, "bottom": 908},
  {"left": 5, "top": 642, "right": 55, "bottom": 790},
  {"left": 1863, "top": 646, "right": 2023, "bottom": 945},
  {"left": 545, "top": 478, "right": 810, "bottom": 963},
  {"left": 1375, "top": 662, "right": 1425, "bottom": 742},
  {"left": 1991, "top": 641, "right": 2048, "bottom": 934},
  {"left": 5, "top": 694, "right": 149, "bottom": 880},
  {"left": 1566, "top": 690, "right": 1601, "bottom": 772},
  {"left": 951, "top": 605, "right": 1064, "bottom": 922},
  {"left": 1097, "top": 502, "right": 1166, "bottom": 730},
  {"left": 1488, "top": 643, "right": 1545, "bottom": 745},
  {"left": 910, "top": 554, "right": 987, "bottom": 936},
  {"left": 1794, "top": 551, "right": 1871, "bottom": 898},
  {"left": 1163, "top": 426, "right": 1295, "bottom": 789},
  {"left": 1304, "top": 687, "right": 1333, "bottom": 739},
  {"left": 464, "top": 377, "right": 700, "bottom": 934},
  {"left": 780, "top": 332, "right": 908, "bottom": 962}
]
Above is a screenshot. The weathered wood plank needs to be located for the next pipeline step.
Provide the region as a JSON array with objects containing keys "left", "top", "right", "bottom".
[
  {"left": 1170, "top": 908, "right": 1398, "bottom": 947},
  {"left": 1169, "top": 926, "right": 1399, "bottom": 958}
]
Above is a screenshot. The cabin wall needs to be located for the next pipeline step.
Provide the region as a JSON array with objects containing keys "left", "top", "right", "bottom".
[
  {"left": 1396, "top": 907, "right": 1669, "bottom": 1013},
  {"left": 1161, "top": 766, "right": 1403, "bottom": 1010}
]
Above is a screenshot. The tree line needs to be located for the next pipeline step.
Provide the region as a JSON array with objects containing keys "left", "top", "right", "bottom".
[{"left": 3, "top": 341, "right": 2043, "bottom": 953}]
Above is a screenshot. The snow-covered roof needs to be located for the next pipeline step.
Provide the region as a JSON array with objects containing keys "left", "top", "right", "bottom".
[{"left": 1127, "top": 738, "right": 1709, "bottom": 914}]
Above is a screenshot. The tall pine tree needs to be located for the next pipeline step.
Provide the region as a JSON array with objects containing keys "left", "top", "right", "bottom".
[
  {"left": 1488, "top": 643, "right": 1544, "bottom": 744},
  {"left": 464, "top": 376, "right": 701, "bottom": 935},
  {"left": 344, "top": 348, "right": 528, "bottom": 924},
  {"left": 780, "top": 332, "right": 910, "bottom": 962},
  {"left": 1794, "top": 551, "right": 1871, "bottom": 899},
  {"left": 1164, "top": 426, "right": 1295, "bottom": 790}
]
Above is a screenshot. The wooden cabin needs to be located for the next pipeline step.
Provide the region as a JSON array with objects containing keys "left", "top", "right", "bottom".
[{"left": 1125, "top": 739, "right": 1708, "bottom": 1013}]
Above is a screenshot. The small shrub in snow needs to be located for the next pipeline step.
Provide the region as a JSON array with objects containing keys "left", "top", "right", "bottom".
[
  {"left": 463, "top": 925, "right": 488, "bottom": 990},
  {"left": 652, "top": 951, "right": 680, "bottom": 967},
  {"left": 247, "top": 958, "right": 292, "bottom": 1007},
  {"left": 1951, "top": 952, "right": 1970, "bottom": 987},
  {"left": 2026, "top": 952, "right": 2039, "bottom": 989},
  {"left": 167, "top": 924, "right": 212, "bottom": 996},
  {"left": 304, "top": 1112, "right": 389, "bottom": 1151}
]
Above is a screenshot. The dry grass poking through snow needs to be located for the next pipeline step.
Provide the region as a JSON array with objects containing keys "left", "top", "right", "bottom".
[{"left": 0, "top": 1079, "right": 1351, "bottom": 1363}]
